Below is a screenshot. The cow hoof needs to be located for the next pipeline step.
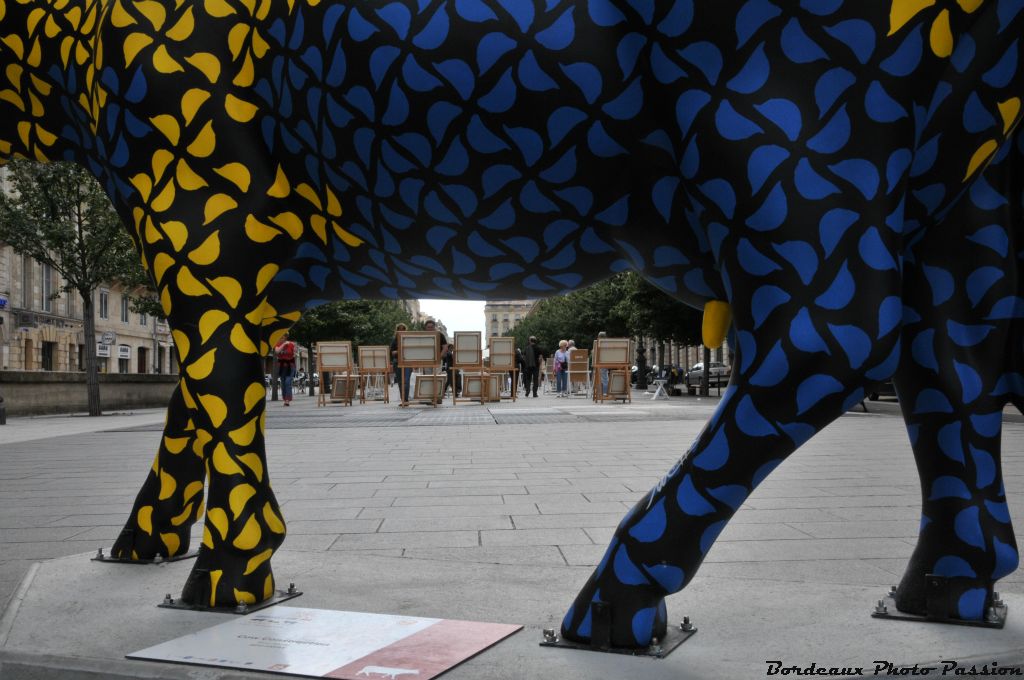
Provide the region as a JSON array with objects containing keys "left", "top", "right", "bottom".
[
  {"left": 894, "top": 573, "right": 996, "bottom": 621},
  {"left": 559, "top": 597, "right": 668, "bottom": 649},
  {"left": 110, "top": 526, "right": 190, "bottom": 561},
  {"left": 179, "top": 549, "right": 278, "bottom": 608}
]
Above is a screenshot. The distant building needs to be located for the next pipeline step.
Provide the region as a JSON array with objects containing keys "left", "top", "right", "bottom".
[
  {"left": 0, "top": 245, "right": 176, "bottom": 374},
  {"left": 0, "top": 166, "right": 177, "bottom": 374},
  {"left": 483, "top": 300, "right": 535, "bottom": 337}
]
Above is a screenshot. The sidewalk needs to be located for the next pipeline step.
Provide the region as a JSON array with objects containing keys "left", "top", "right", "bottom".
[{"left": 1, "top": 387, "right": 1022, "bottom": 678}]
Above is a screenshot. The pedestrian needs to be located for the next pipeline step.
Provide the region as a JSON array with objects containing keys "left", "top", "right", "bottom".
[
  {"left": 554, "top": 339, "right": 569, "bottom": 397},
  {"left": 442, "top": 344, "right": 456, "bottom": 397},
  {"left": 424, "top": 319, "right": 448, "bottom": 403},
  {"left": 596, "top": 331, "right": 609, "bottom": 396},
  {"left": 274, "top": 332, "right": 297, "bottom": 406},
  {"left": 520, "top": 336, "right": 545, "bottom": 397},
  {"left": 390, "top": 322, "right": 411, "bottom": 403}
]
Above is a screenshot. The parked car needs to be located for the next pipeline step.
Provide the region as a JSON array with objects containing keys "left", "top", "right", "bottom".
[{"left": 684, "top": 361, "right": 731, "bottom": 392}]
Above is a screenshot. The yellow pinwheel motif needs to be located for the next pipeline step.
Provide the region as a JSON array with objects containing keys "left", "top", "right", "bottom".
[{"left": 888, "top": 0, "right": 984, "bottom": 57}]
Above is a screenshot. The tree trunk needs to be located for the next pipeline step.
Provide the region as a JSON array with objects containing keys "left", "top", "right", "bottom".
[{"left": 81, "top": 293, "right": 101, "bottom": 416}]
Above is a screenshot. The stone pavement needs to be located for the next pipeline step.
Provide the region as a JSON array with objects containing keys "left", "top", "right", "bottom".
[{"left": 0, "top": 386, "right": 1022, "bottom": 678}]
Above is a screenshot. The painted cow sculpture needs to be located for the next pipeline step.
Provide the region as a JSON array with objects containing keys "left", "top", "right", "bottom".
[{"left": 1, "top": 0, "right": 1022, "bottom": 649}]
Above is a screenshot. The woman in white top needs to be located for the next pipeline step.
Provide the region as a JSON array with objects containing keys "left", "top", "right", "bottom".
[{"left": 553, "top": 340, "right": 569, "bottom": 397}]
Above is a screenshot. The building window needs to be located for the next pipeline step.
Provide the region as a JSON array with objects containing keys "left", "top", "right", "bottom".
[
  {"left": 120, "top": 296, "right": 129, "bottom": 323},
  {"left": 99, "top": 289, "right": 109, "bottom": 319},
  {"left": 140, "top": 311, "right": 148, "bottom": 326},
  {"left": 41, "top": 341, "right": 55, "bottom": 371},
  {"left": 66, "top": 291, "right": 75, "bottom": 318},
  {"left": 21, "top": 255, "right": 31, "bottom": 308},
  {"left": 41, "top": 264, "right": 53, "bottom": 312},
  {"left": 491, "top": 314, "right": 497, "bottom": 321}
]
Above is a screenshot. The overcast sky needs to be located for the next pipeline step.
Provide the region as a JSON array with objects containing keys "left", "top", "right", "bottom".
[{"left": 418, "top": 299, "right": 486, "bottom": 336}]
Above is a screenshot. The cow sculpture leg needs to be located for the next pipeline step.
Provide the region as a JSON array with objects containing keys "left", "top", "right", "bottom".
[
  {"left": 563, "top": 217, "right": 903, "bottom": 646},
  {"left": 174, "top": 321, "right": 287, "bottom": 607},
  {"left": 110, "top": 382, "right": 205, "bottom": 560},
  {"left": 892, "top": 143, "right": 1023, "bottom": 621}
]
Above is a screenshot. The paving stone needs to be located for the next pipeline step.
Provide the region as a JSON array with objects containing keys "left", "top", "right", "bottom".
[
  {"left": 700, "top": 558, "right": 901, "bottom": 586},
  {"left": 535, "top": 501, "right": 632, "bottom": 515},
  {"left": 703, "top": 538, "right": 916, "bottom": 563},
  {"left": 401, "top": 545, "right": 567, "bottom": 565},
  {"left": 391, "top": 495, "right": 507, "bottom": 507},
  {"left": 330, "top": 530, "right": 480, "bottom": 550},
  {"left": 356, "top": 502, "right": 540, "bottom": 519},
  {"left": 283, "top": 519, "right": 382, "bottom": 535},
  {"left": 379, "top": 516, "right": 513, "bottom": 533},
  {"left": 730, "top": 508, "right": 843, "bottom": 524},
  {"left": 481, "top": 528, "right": 593, "bottom": 547},
  {"left": 787, "top": 519, "right": 921, "bottom": 539},
  {"left": 510, "top": 513, "right": 627, "bottom": 530}
]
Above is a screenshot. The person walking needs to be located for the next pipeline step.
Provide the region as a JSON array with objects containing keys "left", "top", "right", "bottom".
[
  {"left": 520, "top": 336, "right": 545, "bottom": 397},
  {"left": 390, "top": 322, "right": 412, "bottom": 403},
  {"left": 554, "top": 339, "right": 569, "bottom": 397},
  {"left": 274, "top": 332, "right": 297, "bottom": 406},
  {"left": 596, "top": 331, "right": 609, "bottom": 396}
]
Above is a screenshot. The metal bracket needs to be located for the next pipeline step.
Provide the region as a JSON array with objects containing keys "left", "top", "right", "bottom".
[
  {"left": 158, "top": 583, "right": 302, "bottom": 614},
  {"left": 871, "top": 580, "right": 1007, "bottom": 629},
  {"left": 539, "top": 611, "right": 696, "bottom": 659},
  {"left": 91, "top": 547, "right": 198, "bottom": 564}
]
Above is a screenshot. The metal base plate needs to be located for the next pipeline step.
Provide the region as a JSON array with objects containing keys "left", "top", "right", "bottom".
[
  {"left": 539, "top": 625, "right": 696, "bottom": 658},
  {"left": 158, "top": 588, "right": 302, "bottom": 614},
  {"left": 91, "top": 549, "right": 198, "bottom": 564},
  {"left": 871, "top": 595, "right": 1007, "bottom": 629}
]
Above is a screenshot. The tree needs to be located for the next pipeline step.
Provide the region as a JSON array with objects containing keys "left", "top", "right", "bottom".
[
  {"left": 0, "top": 159, "right": 144, "bottom": 416},
  {"left": 509, "top": 273, "right": 704, "bottom": 368}
]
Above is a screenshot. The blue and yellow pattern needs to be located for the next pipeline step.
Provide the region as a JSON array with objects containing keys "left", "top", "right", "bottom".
[{"left": 0, "top": 0, "right": 1021, "bottom": 644}]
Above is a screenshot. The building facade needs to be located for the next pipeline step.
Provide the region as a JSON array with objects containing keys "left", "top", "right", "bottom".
[
  {"left": 483, "top": 300, "right": 535, "bottom": 337},
  {"left": 0, "top": 242, "right": 177, "bottom": 374}
]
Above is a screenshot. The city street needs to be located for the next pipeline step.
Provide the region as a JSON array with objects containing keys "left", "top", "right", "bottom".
[{"left": 1, "top": 388, "right": 1022, "bottom": 678}]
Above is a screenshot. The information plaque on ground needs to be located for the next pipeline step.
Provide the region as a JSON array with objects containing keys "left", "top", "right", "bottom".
[{"left": 127, "top": 606, "right": 522, "bottom": 679}]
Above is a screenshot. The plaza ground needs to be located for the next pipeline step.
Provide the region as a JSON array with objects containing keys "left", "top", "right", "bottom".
[{"left": 0, "top": 387, "right": 1022, "bottom": 678}]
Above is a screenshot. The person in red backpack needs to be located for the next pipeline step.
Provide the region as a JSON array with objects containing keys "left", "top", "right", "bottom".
[{"left": 274, "top": 332, "right": 297, "bottom": 405}]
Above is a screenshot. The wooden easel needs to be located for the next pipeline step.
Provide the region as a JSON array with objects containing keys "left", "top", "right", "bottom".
[
  {"left": 452, "top": 332, "right": 485, "bottom": 405},
  {"left": 567, "top": 348, "right": 590, "bottom": 398},
  {"left": 358, "top": 345, "right": 390, "bottom": 404},
  {"left": 397, "top": 331, "right": 443, "bottom": 407},
  {"left": 316, "top": 341, "right": 356, "bottom": 407},
  {"left": 593, "top": 338, "right": 633, "bottom": 403},
  {"left": 488, "top": 336, "right": 517, "bottom": 401}
]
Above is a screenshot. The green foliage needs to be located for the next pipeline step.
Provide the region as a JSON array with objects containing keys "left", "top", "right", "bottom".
[
  {"left": 0, "top": 159, "right": 144, "bottom": 298},
  {"left": 289, "top": 300, "right": 412, "bottom": 351},
  {"left": 509, "top": 273, "right": 702, "bottom": 355}
]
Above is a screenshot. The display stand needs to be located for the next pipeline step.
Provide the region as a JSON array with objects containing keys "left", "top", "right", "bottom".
[
  {"left": 593, "top": 338, "right": 633, "bottom": 403},
  {"left": 488, "top": 336, "right": 517, "bottom": 401},
  {"left": 357, "top": 345, "right": 390, "bottom": 404},
  {"left": 452, "top": 332, "right": 485, "bottom": 405},
  {"left": 316, "top": 341, "right": 355, "bottom": 407},
  {"left": 330, "top": 374, "right": 359, "bottom": 405},
  {"left": 567, "top": 348, "right": 590, "bottom": 397},
  {"left": 398, "top": 331, "right": 442, "bottom": 407},
  {"left": 543, "top": 357, "right": 556, "bottom": 394}
]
